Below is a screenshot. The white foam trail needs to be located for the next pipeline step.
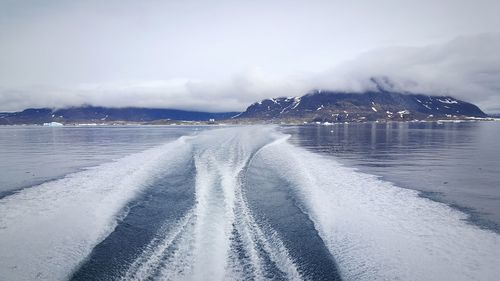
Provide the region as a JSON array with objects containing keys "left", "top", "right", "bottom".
[
  {"left": 256, "top": 139, "right": 500, "bottom": 281},
  {"left": 232, "top": 179, "right": 301, "bottom": 281},
  {"left": 9, "top": 126, "right": 492, "bottom": 281},
  {"left": 123, "top": 210, "right": 196, "bottom": 280},
  {"left": 0, "top": 137, "right": 192, "bottom": 281},
  {"left": 187, "top": 128, "right": 300, "bottom": 281},
  {"left": 124, "top": 127, "right": 302, "bottom": 281}
]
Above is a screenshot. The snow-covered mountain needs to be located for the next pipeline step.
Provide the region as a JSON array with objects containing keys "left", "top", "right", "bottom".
[
  {"left": 236, "top": 90, "right": 486, "bottom": 122},
  {"left": 0, "top": 89, "right": 488, "bottom": 125}
]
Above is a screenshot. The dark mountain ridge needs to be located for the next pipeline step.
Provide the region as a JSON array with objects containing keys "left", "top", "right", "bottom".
[
  {"left": 0, "top": 106, "right": 239, "bottom": 125},
  {"left": 0, "top": 89, "right": 489, "bottom": 125},
  {"left": 236, "top": 90, "right": 487, "bottom": 122}
]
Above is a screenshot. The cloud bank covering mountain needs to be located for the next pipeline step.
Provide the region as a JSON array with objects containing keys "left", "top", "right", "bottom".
[
  {"left": 313, "top": 33, "right": 500, "bottom": 113},
  {"left": 0, "top": 1, "right": 499, "bottom": 113}
]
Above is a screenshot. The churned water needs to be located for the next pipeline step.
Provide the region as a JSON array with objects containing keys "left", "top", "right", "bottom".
[{"left": 0, "top": 124, "right": 499, "bottom": 281}]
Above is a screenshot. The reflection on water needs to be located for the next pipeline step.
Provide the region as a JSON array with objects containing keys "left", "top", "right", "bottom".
[{"left": 283, "top": 121, "right": 500, "bottom": 231}]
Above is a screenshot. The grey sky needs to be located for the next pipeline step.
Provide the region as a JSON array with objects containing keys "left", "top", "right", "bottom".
[{"left": 1, "top": 0, "right": 500, "bottom": 112}]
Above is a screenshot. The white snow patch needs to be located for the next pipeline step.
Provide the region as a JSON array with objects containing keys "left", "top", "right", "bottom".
[
  {"left": 291, "top": 97, "right": 301, "bottom": 109},
  {"left": 438, "top": 98, "right": 459, "bottom": 104},
  {"left": 78, "top": 123, "right": 99, "bottom": 126},
  {"left": 398, "top": 110, "right": 410, "bottom": 118},
  {"left": 43, "top": 122, "right": 63, "bottom": 127},
  {"left": 230, "top": 112, "right": 243, "bottom": 119}
]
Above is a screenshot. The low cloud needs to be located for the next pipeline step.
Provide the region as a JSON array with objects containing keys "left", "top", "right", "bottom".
[
  {"left": 1, "top": 33, "right": 499, "bottom": 113},
  {"left": 0, "top": 69, "right": 309, "bottom": 112},
  {"left": 313, "top": 33, "right": 500, "bottom": 112}
]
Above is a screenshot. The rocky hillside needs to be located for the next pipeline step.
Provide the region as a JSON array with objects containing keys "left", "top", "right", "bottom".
[
  {"left": 235, "top": 90, "right": 487, "bottom": 122},
  {"left": 0, "top": 106, "right": 239, "bottom": 125}
]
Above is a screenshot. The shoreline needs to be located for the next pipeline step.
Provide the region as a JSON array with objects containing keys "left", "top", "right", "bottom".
[{"left": 0, "top": 116, "right": 499, "bottom": 127}]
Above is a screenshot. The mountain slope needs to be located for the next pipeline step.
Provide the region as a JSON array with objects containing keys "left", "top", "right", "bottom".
[
  {"left": 0, "top": 106, "right": 239, "bottom": 125},
  {"left": 236, "top": 90, "right": 487, "bottom": 122},
  {"left": 0, "top": 90, "right": 488, "bottom": 125}
]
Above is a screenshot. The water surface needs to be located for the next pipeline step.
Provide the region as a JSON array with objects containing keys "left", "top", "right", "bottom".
[
  {"left": 283, "top": 121, "right": 500, "bottom": 231},
  {"left": 0, "top": 124, "right": 498, "bottom": 281},
  {"left": 0, "top": 125, "right": 203, "bottom": 195}
]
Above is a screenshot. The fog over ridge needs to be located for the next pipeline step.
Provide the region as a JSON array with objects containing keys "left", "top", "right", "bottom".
[
  {"left": 2, "top": 33, "right": 499, "bottom": 113},
  {"left": 1, "top": 1, "right": 499, "bottom": 113}
]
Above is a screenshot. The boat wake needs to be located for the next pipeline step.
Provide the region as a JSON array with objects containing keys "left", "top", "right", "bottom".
[
  {"left": 0, "top": 126, "right": 498, "bottom": 281},
  {"left": 123, "top": 128, "right": 301, "bottom": 281}
]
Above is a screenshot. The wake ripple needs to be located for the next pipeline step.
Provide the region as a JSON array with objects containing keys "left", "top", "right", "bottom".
[
  {"left": 0, "top": 137, "right": 192, "bottom": 281},
  {"left": 2, "top": 126, "right": 499, "bottom": 281},
  {"left": 123, "top": 127, "right": 302, "bottom": 281},
  {"left": 254, "top": 137, "right": 500, "bottom": 281}
]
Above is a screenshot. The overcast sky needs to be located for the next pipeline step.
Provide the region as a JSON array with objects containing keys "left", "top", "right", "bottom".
[{"left": 1, "top": 0, "right": 500, "bottom": 112}]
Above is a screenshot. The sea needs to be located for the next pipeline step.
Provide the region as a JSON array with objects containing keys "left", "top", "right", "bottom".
[{"left": 0, "top": 123, "right": 499, "bottom": 281}]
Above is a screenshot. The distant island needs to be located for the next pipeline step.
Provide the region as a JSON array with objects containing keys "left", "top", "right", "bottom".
[
  {"left": 0, "top": 89, "right": 494, "bottom": 125},
  {"left": 0, "top": 107, "right": 239, "bottom": 125}
]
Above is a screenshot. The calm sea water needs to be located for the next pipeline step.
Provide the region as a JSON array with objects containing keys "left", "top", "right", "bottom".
[
  {"left": 0, "top": 124, "right": 499, "bottom": 281},
  {"left": 0, "top": 126, "right": 204, "bottom": 196}
]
